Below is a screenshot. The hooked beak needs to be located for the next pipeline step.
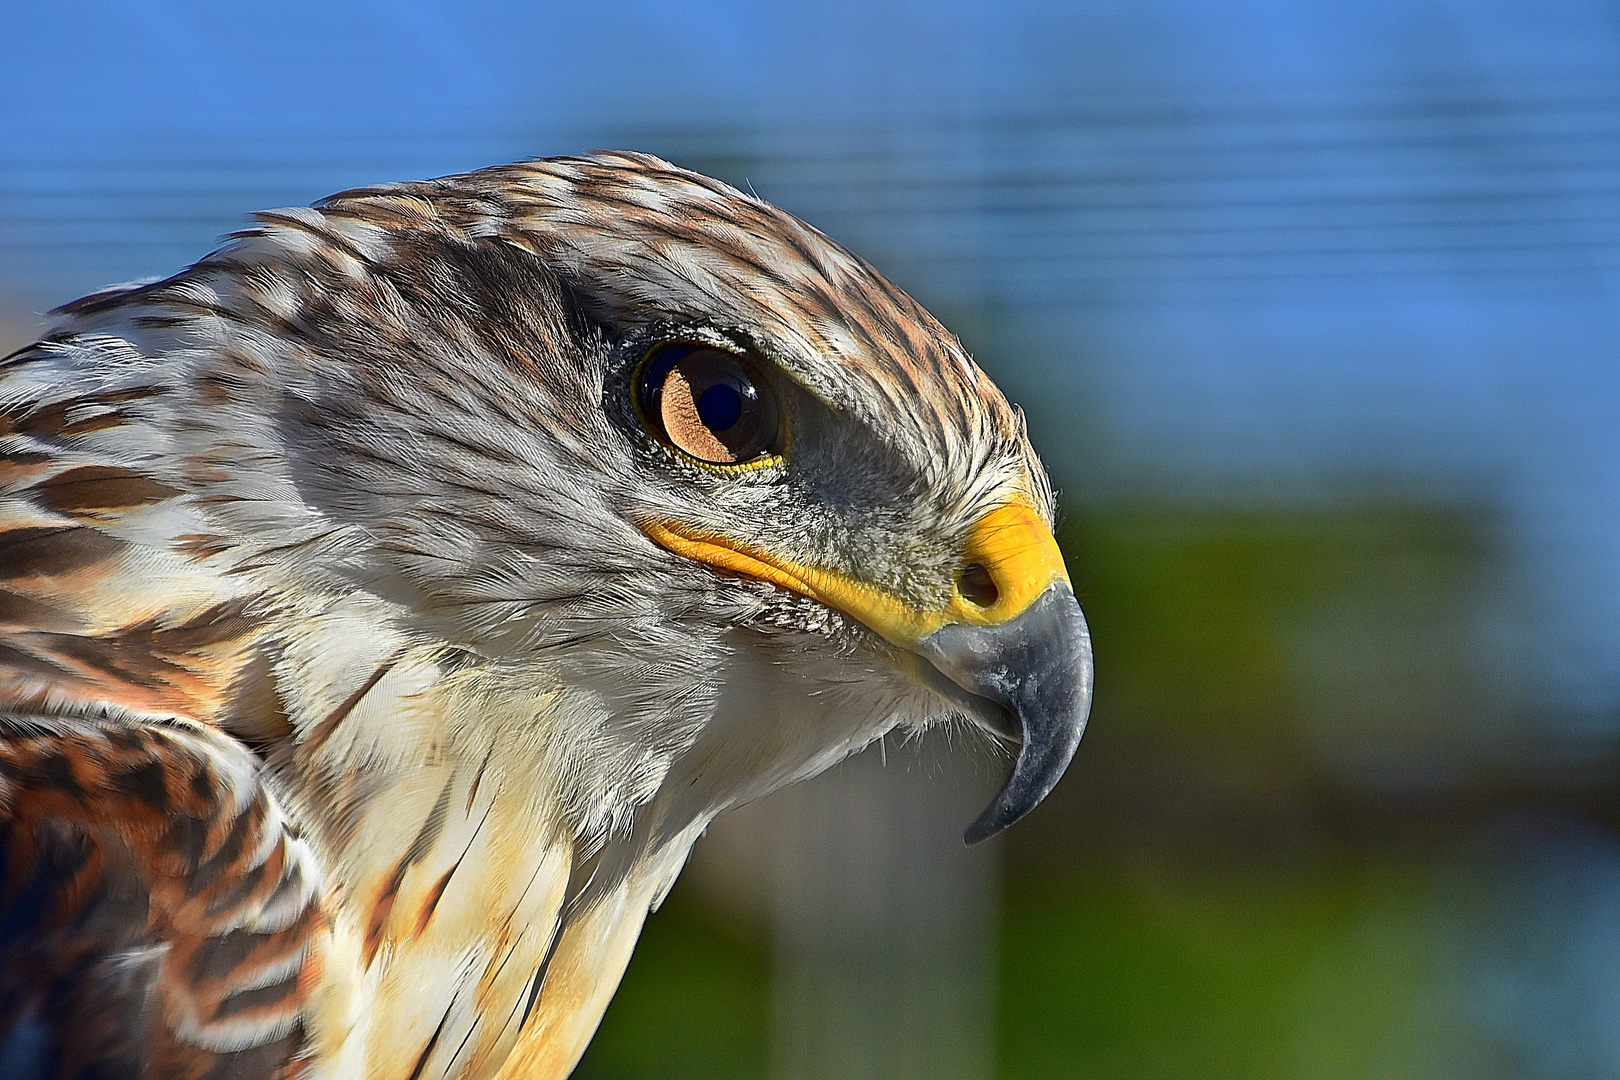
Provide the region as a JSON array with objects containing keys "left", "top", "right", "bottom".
[
  {"left": 638, "top": 501, "right": 1092, "bottom": 843},
  {"left": 915, "top": 582, "right": 1093, "bottom": 844}
]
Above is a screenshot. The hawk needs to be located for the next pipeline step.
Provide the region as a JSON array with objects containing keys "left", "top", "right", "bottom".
[{"left": 0, "top": 153, "right": 1091, "bottom": 1080}]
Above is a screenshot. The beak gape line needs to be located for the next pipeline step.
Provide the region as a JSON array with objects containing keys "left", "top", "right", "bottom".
[
  {"left": 916, "top": 583, "right": 1094, "bottom": 844},
  {"left": 637, "top": 505, "right": 1091, "bottom": 842}
]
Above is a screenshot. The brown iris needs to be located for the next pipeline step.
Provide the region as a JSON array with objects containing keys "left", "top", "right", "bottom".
[{"left": 637, "top": 344, "right": 781, "bottom": 465}]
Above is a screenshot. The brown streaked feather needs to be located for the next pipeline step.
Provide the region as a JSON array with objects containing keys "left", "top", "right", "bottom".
[
  {"left": 27, "top": 466, "right": 183, "bottom": 518},
  {"left": 0, "top": 714, "right": 323, "bottom": 1080}
]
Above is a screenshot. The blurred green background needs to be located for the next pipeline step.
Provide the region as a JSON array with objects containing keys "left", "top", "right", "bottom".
[
  {"left": 585, "top": 500, "right": 1617, "bottom": 1080},
  {"left": 6, "top": 1, "right": 1620, "bottom": 1076}
]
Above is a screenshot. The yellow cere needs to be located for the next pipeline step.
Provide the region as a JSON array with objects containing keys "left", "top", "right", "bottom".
[{"left": 637, "top": 502, "right": 1070, "bottom": 647}]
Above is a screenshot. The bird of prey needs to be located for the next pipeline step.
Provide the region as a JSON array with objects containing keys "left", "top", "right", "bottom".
[{"left": 0, "top": 153, "right": 1091, "bottom": 1080}]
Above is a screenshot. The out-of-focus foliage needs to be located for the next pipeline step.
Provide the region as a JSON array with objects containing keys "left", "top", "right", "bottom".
[
  {"left": 580, "top": 898, "right": 768, "bottom": 1080},
  {"left": 997, "top": 862, "right": 1447, "bottom": 1080}
]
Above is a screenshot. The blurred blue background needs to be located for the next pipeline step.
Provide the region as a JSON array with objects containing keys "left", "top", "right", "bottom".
[{"left": 5, "top": 2, "right": 1620, "bottom": 1076}]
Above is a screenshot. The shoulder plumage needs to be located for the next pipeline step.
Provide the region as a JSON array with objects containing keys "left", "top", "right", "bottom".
[{"left": 0, "top": 712, "right": 323, "bottom": 1079}]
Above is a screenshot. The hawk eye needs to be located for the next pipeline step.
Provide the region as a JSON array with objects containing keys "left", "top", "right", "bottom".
[{"left": 637, "top": 344, "right": 781, "bottom": 465}]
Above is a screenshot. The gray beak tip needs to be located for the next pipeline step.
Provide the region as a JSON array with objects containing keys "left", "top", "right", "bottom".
[
  {"left": 919, "top": 584, "right": 1093, "bottom": 846},
  {"left": 962, "top": 808, "right": 1006, "bottom": 847},
  {"left": 961, "top": 709, "right": 1083, "bottom": 845}
]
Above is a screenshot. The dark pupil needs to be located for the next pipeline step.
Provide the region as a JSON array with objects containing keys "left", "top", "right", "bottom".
[
  {"left": 639, "top": 343, "right": 780, "bottom": 464},
  {"left": 697, "top": 383, "right": 744, "bottom": 431}
]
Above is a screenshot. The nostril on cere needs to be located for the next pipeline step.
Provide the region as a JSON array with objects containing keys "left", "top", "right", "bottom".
[{"left": 959, "top": 563, "right": 999, "bottom": 607}]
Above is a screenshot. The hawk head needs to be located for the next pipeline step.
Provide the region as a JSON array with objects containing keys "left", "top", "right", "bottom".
[{"left": 0, "top": 152, "right": 1090, "bottom": 1079}]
